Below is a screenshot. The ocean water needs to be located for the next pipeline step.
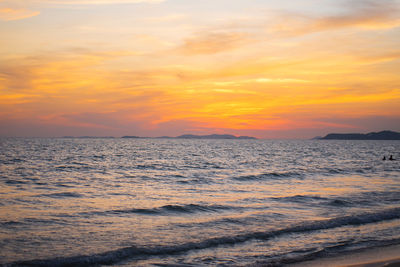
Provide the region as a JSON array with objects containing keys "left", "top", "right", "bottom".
[{"left": 0, "top": 138, "right": 400, "bottom": 267}]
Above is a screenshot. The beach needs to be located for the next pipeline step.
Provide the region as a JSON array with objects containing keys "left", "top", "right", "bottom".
[{"left": 289, "top": 244, "right": 400, "bottom": 267}]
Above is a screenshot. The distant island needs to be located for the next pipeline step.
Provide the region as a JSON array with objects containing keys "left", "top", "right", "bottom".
[
  {"left": 122, "top": 134, "right": 256, "bottom": 140},
  {"left": 61, "top": 134, "right": 256, "bottom": 139},
  {"left": 318, "top": 130, "right": 400, "bottom": 140},
  {"left": 62, "top": 136, "right": 115, "bottom": 139}
]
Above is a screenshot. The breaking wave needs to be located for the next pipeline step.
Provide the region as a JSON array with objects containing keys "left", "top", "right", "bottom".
[{"left": 9, "top": 207, "right": 400, "bottom": 267}]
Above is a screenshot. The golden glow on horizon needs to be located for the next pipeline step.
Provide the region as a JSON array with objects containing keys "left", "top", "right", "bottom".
[{"left": 0, "top": 0, "right": 399, "bottom": 138}]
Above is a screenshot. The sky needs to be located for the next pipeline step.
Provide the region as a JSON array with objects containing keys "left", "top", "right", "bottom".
[{"left": 1, "top": 0, "right": 400, "bottom": 138}]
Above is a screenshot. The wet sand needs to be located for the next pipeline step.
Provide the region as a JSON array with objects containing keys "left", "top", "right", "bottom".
[
  {"left": 347, "top": 258, "right": 400, "bottom": 267},
  {"left": 288, "top": 244, "right": 400, "bottom": 267}
]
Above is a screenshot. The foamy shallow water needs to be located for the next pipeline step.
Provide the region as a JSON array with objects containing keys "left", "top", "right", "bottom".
[{"left": 0, "top": 138, "right": 399, "bottom": 266}]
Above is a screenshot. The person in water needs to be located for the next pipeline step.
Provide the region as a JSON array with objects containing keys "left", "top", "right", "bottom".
[
  {"left": 389, "top": 155, "right": 395, "bottom": 160},
  {"left": 383, "top": 156, "right": 386, "bottom": 160}
]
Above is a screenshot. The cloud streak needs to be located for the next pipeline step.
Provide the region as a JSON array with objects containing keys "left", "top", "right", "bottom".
[
  {"left": 271, "top": 0, "right": 400, "bottom": 36},
  {"left": 0, "top": 0, "right": 164, "bottom": 20},
  {"left": 0, "top": 7, "right": 39, "bottom": 21},
  {"left": 180, "top": 32, "right": 251, "bottom": 55},
  {"left": 17, "top": 0, "right": 164, "bottom": 5}
]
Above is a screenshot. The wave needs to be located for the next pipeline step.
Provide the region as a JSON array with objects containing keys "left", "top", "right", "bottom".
[
  {"left": 0, "top": 220, "right": 22, "bottom": 227},
  {"left": 84, "top": 203, "right": 233, "bottom": 217},
  {"left": 273, "top": 195, "right": 327, "bottom": 203},
  {"left": 9, "top": 207, "right": 400, "bottom": 267},
  {"left": 357, "top": 190, "right": 400, "bottom": 204},
  {"left": 319, "top": 166, "right": 392, "bottom": 177},
  {"left": 1, "top": 218, "right": 67, "bottom": 228},
  {"left": 54, "top": 163, "right": 92, "bottom": 172},
  {"left": 256, "top": 238, "right": 400, "bottom": 266},
  {"left": 273, "top": 195, "right": 353, "bottom": 207},
  {"left": 233, "top": 171, "right": 301, "bottom": 181},
  {"left": 0, "top": 158, "right": 26, "bottom": 164},
  {"left": 272, "top": 190, "right": 400, "bottom": 207},
  {"left": 40, "top": 192, "right": 84, "bottom": 199},
  {"left": 161, "top": 204, "right": 227, "bottom": 213},
  {"left": 5, "top": 179, "right": 28, "bottom": 185},
  {"left": 329, "top": 199, "right": 353, "bottom": 206},
  {"left": 231, "top": 167, "right": 391, "bottom": 183}
]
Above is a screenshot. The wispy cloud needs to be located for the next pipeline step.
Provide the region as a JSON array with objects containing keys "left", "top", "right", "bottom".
[
  {"left": 180, "top": 31, "right": 251, "bottom": 55},
  {"left": 27, "top": 0, "right": 164, "bottom": 5},
  {"left": 271, "top": 0, "right": 400, "bottom": 36},
  {"left": 0, "top": 0, "right": 164, "bottom": 20},
  {"left": 142, "top": 13, "right": 187, "bottom": 23},
  {"left": 358, "top": 51, "right": 400, "bottom": 64},
  {"left": 0, "top": 7, "right": 39, "bottom": 21}
]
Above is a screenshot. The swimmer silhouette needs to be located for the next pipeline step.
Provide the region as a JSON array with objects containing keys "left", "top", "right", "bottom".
[
  {"left": 383, "top": 156, "right": 386, "bottom": 160},
  {"left": 389, "top": 155, "right": 395, "bottom": 160}
]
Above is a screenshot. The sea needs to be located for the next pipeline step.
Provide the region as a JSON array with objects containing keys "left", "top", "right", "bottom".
[{"left": 1, "top": 138, "right": 400, "bottom": 266}]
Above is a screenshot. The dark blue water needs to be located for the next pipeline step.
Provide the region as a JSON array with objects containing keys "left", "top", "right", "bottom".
[{"left": 0, "top": 138, "right": 399, "bottom": 266}]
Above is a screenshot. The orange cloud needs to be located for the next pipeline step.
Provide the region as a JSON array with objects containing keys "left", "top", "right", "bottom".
[
  {"left": 49, "top": 0, "right": 165, "bottom": 4},
  {"left": 0, "top": 7, "right": 39, "bottom": 21},
  {"left": 12, "top": 0, "right": 164, "bottom": 5},
  {"left": 180, "top": 32, "right": 251, "bottom": 55},
  {"left": 0, "top": 0, "right": 164, "bottom": 21},
  {"left": 271, "top": 0, "right": 400, "bottom": 36},
  {"left": 358, "top": 51, "right": 400, "bottom": 64}
]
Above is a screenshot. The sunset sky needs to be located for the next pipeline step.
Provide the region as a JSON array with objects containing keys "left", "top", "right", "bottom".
[{"left": 1, "top": 0, "right": 400, "bottom": 138}]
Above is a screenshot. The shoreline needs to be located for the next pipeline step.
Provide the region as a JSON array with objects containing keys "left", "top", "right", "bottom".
[{"left": 288, "top": 244, "right": 400, "bottom": 267}]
